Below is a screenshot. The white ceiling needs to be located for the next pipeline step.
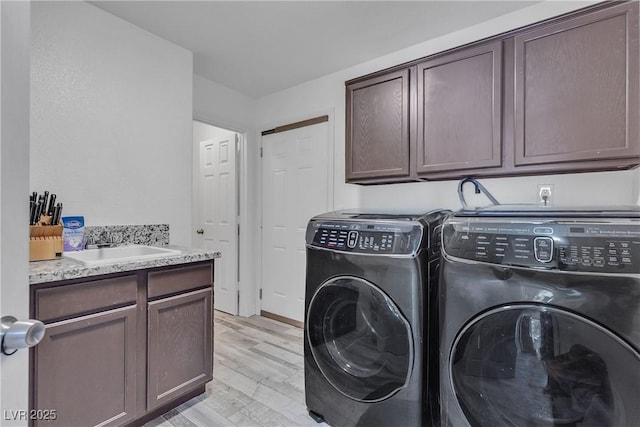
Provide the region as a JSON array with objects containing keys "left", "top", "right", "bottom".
[{"left": 89, "top": 1, "right": 540, "bottom": 98}]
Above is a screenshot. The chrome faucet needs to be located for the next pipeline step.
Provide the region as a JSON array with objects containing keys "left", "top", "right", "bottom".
[{"left": 85, "top": 234, "right": 114, "bottom": 249}]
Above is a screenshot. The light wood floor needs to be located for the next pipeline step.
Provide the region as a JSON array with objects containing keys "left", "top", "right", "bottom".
[{"left": 144, "top": 311, "right": 327, "bottom": 427}]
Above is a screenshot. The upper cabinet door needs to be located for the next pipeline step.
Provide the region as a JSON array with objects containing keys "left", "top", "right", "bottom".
[
  {"left": 514, "top": 1, "right": 640, "bottom": 166},
  {"left": 346, "top": 69, "right": 411, "bottom": 182},
  {"left": 416, "top": 40, "right": 503, "bottom": 175}
]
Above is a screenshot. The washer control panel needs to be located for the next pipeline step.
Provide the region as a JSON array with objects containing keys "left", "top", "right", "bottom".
[
  {"left": 443, "top": 218, "right": 639, "bottom": 273},
  {"left": 306, "top": 220, "right": 423, "bottom": 255}
]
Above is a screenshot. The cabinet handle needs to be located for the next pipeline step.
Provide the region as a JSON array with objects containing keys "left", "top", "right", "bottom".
[{"left": 196, "top": 229, "right": 204, "bottom": 235}]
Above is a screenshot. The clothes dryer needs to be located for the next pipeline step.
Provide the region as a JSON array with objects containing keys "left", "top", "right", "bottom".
[{"left": 304, "top": 209, "right": 449, "bottom": 427}]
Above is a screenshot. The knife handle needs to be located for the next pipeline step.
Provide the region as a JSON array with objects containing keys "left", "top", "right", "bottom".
[
  {"left": 52, "top": 203, "right": 63, "bottom": 226},
  {"left": 35, "top": 201, "right": 43, "bottom": 225},
  {"left": 47, "top": 194, "right": 57, "bottom": 216},
  {"left": 43, "top": 191, "right": 49, "bottom": 215},
  {"left": 29, "top": 201, "right": 36, "bottom": 225}
]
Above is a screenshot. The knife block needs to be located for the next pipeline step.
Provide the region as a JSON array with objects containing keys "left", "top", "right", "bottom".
[{"left": 29, "top": 224, "right": 63, "bottom": 261}]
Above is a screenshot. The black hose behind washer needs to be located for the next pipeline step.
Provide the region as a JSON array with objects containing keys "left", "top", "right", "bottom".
[{"left": 457, "top": 177, "right": 500, "bottom": 209}]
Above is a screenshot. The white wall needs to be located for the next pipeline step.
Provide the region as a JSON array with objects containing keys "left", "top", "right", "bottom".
[
  {"left": 193, "top": 120, "right": 236, "bottom": 143},
  {"left": 30, "top": 1, "right": 193, "bottom": 246},
  {"left": 194, "top": 74, "right": 256, "bottom": 132},
  {"left": 255, "top": 1, "right": 640, "bottom": 213}
]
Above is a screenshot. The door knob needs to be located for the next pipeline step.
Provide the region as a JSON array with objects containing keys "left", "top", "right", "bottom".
[
  {"left": 196, "top": 229, "right": 204, "bottom": 235},
  {"left": 1, "top": 316, "right": 45, "bottom": 355}
]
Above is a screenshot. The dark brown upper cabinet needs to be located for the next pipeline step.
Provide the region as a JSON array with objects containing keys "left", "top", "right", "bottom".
[
  {"left": 345, "top": 1, "right": 639, "bottom": 184},
  {"left": 416, "top": 40, "right": 503, "bottom": 175},
  {"left": 346, "top": 68, "right": 412, "bottom": 183},
  {"left": 513, "top": 1, "right": 639, "bottom": 168}
]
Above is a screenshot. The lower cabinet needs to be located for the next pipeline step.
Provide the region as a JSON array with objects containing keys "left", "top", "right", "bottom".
[
  {"left": 33, "top": 306, "right": 137, "bottom": 427},
  {"left": 30, "top": 261, "right": 214, "bottom": 427},
  {"left": 147, "top": 287, "right": 213, "bottom": 410}
]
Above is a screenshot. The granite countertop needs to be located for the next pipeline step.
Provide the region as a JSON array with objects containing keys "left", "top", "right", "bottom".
[{"left": 29, "top": 246, "right": 221, "bottom": 285}]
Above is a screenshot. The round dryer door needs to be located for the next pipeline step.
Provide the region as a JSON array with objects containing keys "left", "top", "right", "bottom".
[
  {"left": 306, "top": 276, "right": 413, "bottom": 402},
  {"left": 450, "top": 305, "right": 640, "bottom": 426}
]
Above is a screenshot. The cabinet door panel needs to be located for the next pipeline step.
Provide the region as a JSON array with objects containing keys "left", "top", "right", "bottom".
[
  {"left": 417, "top": 41, "right": 502, "bottom": 174},
  {"left": 514, "top": 2, "right": 639, "bottom": 166},
  {"left": 147, "top": 287, "right": 213, "bottom": 410},
  {"left": 346, "top": 69, "right": 410, "bottom": 181},
  {"left": 33, "top": 306, "right": 137, "bottom": 427}
]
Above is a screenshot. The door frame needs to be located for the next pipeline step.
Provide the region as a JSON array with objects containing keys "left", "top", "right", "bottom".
[
  {"left": 192, "top": 116, "right": 251, "bottom": 316},
  {"left": 257, "top": 109, "right": 335, "bottom": 319}
]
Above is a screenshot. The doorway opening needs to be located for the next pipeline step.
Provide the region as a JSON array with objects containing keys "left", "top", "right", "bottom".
[{"left": 193, "top": 120, "right": 241, "bottom": 315}]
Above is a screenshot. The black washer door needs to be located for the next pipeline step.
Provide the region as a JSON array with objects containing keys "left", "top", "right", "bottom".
[
  {"left": 450, "top": 305, "right": 640, "bottom": 426},
  {"left": 306, "top": 276, "right": 413, "bottom": 402}
]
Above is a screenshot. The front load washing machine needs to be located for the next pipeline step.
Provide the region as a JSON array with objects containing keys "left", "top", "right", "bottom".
[
  {"left": 439, "top": 205, "right": 640, "bottom": 426},
  {"left": 304, "top": 209, "right": 450, "bottom": 427}
]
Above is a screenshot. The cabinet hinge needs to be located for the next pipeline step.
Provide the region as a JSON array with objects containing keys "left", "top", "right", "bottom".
[{"left": 260, "top": 147, "right": 263, "bottom": 158}]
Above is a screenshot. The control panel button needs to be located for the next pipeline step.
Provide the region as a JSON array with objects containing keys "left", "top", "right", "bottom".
[
  {"left": 347, "top": 231, "right": 358, "bottom": 248},
  {"left": 533, "top": 227, "right": 554, "bottom": 235},
  {"left": 534, "top": 237, "right": 554, "bottom": 263}
]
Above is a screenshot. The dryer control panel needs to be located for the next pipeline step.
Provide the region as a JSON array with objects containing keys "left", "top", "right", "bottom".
[
  {"left": 443, "top": 218, "right": 640, "bottom": 274},
  {"left": 306, "top": 220, "right": 424, "bottom": 256}
]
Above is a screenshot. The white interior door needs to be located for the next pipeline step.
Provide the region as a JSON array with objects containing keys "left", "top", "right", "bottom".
[
  {"left": 261, "top": 121, "right": 330, "bottom": 323},
  {"left": 200, "top": 135, "right": 238, "bottom": 315},
  {"left": 1, "top": 1, "right": 31, "bottom": 423}
]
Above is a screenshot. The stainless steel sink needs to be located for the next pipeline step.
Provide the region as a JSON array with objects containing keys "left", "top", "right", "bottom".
[{"left": 64, "top": 245, "right": 181, "bottom": 266}]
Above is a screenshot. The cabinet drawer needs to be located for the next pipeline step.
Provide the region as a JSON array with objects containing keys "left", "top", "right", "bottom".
[
  {"left": 34, "top": 275, "right": 137, "bottom": 323},
  {"left": 147, "top": 262, "right": 213, "bottom": 299}
]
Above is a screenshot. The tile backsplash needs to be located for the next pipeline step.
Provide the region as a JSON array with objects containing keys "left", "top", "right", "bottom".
[{"left": 84, "top": 224, "right": 169, "bottom": 246}]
